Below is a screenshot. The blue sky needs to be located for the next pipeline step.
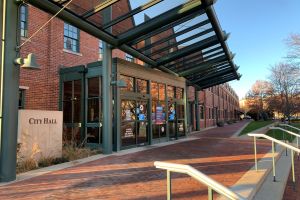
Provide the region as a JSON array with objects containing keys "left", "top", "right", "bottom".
[
  {"left": 130, "top": 0, "right": 300, "bottom": 99},
  {"left": 214, "top": 0, "right": 300, "bottom": 99}
]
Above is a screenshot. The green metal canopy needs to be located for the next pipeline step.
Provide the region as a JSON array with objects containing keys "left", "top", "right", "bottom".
[{"left": 26, "top": 0, "right": 241, "bottom": 89}]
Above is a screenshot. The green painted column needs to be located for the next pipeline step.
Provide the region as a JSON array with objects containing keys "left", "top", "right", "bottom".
[
  {"left": 102, "top": 6, "right": 113, "bottom": 154},
  {"left": 0, "top": 0, "right": 19, "bottom": 182},
  {"left": 195, "top": 89, "right": 200, "bottom": 131}
]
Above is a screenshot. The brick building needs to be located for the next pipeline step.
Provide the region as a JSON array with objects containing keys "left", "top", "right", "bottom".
[{"left": 17, "top": 2, "right": 240, "bottom": 149}]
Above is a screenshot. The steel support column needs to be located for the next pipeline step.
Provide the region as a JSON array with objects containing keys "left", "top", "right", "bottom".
[
  {"left": 195, "top": 89, "right": 200, "bottom": 131},
  {"left": 102, "top": 7, "right": 113, "bottom": 154},
  {"left": 0, "top": 0, "right": 19, "bottom": 182}
]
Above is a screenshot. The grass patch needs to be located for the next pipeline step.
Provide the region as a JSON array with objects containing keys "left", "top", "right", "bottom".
[
  {"left": 265, "top": 123, "right": 300, "bottom": 142},
  {"left": 239, "top": 120, "right": 274, "bottom": 136}
]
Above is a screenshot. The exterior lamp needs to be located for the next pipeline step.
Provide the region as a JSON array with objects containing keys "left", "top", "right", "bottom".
[
  {"left": 14, "top": 53, "right": 40, "bottom": 70},
  {"left": 111, "top": 80, "right": 127, "bottom": 88}
]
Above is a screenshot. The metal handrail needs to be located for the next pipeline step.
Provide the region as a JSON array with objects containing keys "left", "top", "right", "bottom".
[
  {"left": 248, "top": 133, "right": 300, "bottom": 187},
  {"left": 279, "top": 123, "right": 300, "bottom": 131},
  {"left": 154, "top": 161, "right": 246, "bottom": 200},
  {"left": 269, "top": 127, "right": 300, "bottom": 153}
]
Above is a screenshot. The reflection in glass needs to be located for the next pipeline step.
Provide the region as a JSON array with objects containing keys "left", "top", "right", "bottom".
[
  {"left": 178, "top": 120, "right": 185, "bottom": 137},
  {"left": 159, "top": 84, "right": 165, "bottom": 101},
  {"left": 137, "top": 101, "right": 147, "bottom": 121},
  {"left": 137, "top": 122, "right": 148, "bottom": 144},
  {"left": 87, "top": 127, "right": 101, "bottom": 143},
  {"left": 88, "top": 99, "right": 100, "bottom": 122},
  {"left": 121, "top": 100, "right": 136, "bottom": 121},
  {"left": 177, "top": 104, "right": 185, "bottom": 119},
  {"left": 176, "top": 87, "right": 184, "bottom": 99},
  {"left": 151, "top": 82, "right": 159, "bottom": 100},
  {"left": 137, "top": 79, "right": 148, "bottom": 94},
  {"left": 73, "top": 80, "right": 81, "bottom": 123},
  {"left": 121, "top": 121, "right": 136, "bottom": 147},
  {"left": 167, "top": 86, "right": 175, "bottom": 99},
  {"left": 120, "top": 75, "right": 134, "bottom": 92}
]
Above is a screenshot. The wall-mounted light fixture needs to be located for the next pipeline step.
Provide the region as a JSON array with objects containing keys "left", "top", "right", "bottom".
[{"left": 14, "top": 53, "right": 40, "bottom": 70}]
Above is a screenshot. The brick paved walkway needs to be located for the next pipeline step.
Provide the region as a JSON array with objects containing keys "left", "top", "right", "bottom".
[
  {"left": 283, "top": 154, "right": 300, "bottom": 200},
  {"left": 0, "top": 121, "right": 271, "bottom": 200}
]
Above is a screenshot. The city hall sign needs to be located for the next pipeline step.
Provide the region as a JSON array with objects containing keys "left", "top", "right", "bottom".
[{"left": 18, "top": 110, "right": 63, "bottom": 162}]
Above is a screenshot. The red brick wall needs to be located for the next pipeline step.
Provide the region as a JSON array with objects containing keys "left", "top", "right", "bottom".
[{"left": 19, "top": 5, "right": 131, "bottom": 110}]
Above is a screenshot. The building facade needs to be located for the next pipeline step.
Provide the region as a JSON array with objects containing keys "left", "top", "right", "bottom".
[{"left": 17, "top": 3, "right": 240, "bottom": 150}]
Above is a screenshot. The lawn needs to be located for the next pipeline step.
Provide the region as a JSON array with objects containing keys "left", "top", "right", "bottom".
[
  {"left": 239, "top": 120, "right": 274, "bottom": 136},
  {"left": 265, "top": 123, "right": 300, "bottom": 142}
]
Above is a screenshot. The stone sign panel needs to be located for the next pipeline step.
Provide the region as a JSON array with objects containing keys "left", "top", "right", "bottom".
[{"left": 18, "top": 110, "right": 63, "bottom": 162}]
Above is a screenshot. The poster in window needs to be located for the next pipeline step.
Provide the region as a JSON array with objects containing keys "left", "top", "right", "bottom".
[{"left": 168, "top": 104, "right": 176, "bottom": 120}]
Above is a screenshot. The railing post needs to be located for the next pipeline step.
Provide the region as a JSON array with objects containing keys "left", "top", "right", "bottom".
[
  {"left": 208, "top": 187, "right": 213, "bottom": 200},
  {"left": 272, "top": 141, "right": 276, "bottom": 182},
  {"left": 167, "top": 170, "right": 172, "bottom": 200},
  {"left": 283, "top": 129, "right": 288, "bottom": 156},
  {"left": 297, "top": 135, "right": 299, "bottom": 160},
  {"left": 254, "top": 136, "right": 258, "bottom": 171},
  {"left": 291, "top": 149, "right": 296, "bottom": 190}
]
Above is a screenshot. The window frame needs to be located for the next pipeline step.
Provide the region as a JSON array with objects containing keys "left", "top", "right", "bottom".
[
  {"left": 64, "top": 22, "right": 80, "bottom": 53},
  {"left": 20, "top": 5, "right": 28, "bottom": 38}
]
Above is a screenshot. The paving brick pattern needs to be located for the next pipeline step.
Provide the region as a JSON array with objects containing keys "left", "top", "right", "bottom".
[
  {"left": 283, "top": 154, "right": 300, "bottom": 200},
  {"left": 0, "top": 121, "right": 271, "bottom": 200}
]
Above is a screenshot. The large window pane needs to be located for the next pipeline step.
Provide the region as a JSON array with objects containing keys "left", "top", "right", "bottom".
[
  {"left": 177, "top": 104, "right": 185, "bottom": 119},
  {"left": 137, "top": 122, "right": 148, "bottom": 144},
  {"left": 87, "top": 127, "right": 101, "bottom": 144},
  {"left": 120, "top": 75, "right": 134, "bottom": 92},
  {"left": 121, "top": 122, "right": 136, "bottom": 147},
  {"left": 88, "top": 77, "right": 100, "bottom": 98},
  {"left": 159, "top": 84, "right": 165, "bottom": 101},
  {"left": 87, "top": 98, "right": 99, "bottom": 123},
  {"left": 137, "top": 101, "right": 147, "bottom": 121},
  {"left": 167, "top": 86, "right": 175, "bottom": 99},
  {"left": 176, "top": 87, "right": 184, "bottom": 99},
  {"left": 121, "top": 100, "right": 136, "bottom": 121},
  {"left": 137, "top": 79, "right": 148, "bottom": 94},
  {"left": 151, "top": 82, "right": 159, "bottom": 100},
  {"left": 73, "top": 80, "right": 81, "bottom": 123}
]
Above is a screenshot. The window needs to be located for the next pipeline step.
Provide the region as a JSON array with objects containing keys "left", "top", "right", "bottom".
[
  {"left": 200, "top": 106, "right": 204, "bottom": 119},
  {"left": 120, "top": 75, "right": 134, "bottom": 92},
  {"left": 98, "top": 40, "right": 103, "bottom": 60},
  {"left": 167, "top": 86, "right": 175, "bottom": 99},
  {"left": 20, "top": 5, "right": 28, "bottom": 37},
  {"left": 19, "top": 89, "right": 25, "bottom": 109},
  {"left": 136, "top": 79, "right": 148, "bottom": 94},
  {"left": 64, "top": 23, "right": 80, "bottom": 52},
  {"left": 125, "top": 53, "right": 134, "bottom": 62},
  {"left": 176, "top": 87, "right": 184, "bottom": 99}
]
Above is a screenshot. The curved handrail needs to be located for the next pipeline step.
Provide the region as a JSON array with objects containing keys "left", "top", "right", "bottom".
[
  {"left": 248, "top": 133, "right": 300, "bottom": 153},
  {"left": 279, "top": 124, "right": 300, "bottom": 132},
  {"left": 154, "top": 161, "right": 246, "bottom": 200}
]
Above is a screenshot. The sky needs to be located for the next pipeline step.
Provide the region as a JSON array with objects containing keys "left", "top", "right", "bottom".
[
  {"left": 129, "top": 0, "right": 300, "bottom": 99},
  {"left": 214, "top": 0, "right": 300, "bottom": 99}
]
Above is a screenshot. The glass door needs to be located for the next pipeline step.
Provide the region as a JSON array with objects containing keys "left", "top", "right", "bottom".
[
  {"left": 177, "top": 103, "right": 185, "bottom": 137},
  {"left": 62, "top": 80, "right": 83, "bottom": 144},
  {"left": 136, "top": 100, "right": 148, "bottom": 145},
  {"left": 86, "top": 77, "right": 102, "bottom": 148}
]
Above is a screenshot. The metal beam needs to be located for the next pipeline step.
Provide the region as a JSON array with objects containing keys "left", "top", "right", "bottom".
[
  {"left": 81, "top": 0, "right": 121, "bottom": 19},
  {"left": 197, "top": 74, "right": 235, "bottom": 86},
  {"left": 204, "top": 2, "right": 239, "bottom": 78},
  {"left": 187, "top": 64, "right": 231, "bottom": 80},
  {"left": 192, "top": 67, "right": 235, "bottom": 83},
  {"left": 149, "top": 28, "right": 214, "bottom": 57},
  {"left": 166, "top": 46, "right": 222, "bottom": 70},
  {"left": 178, "top": 54, "right": 228, "bottom": 76},
  {"left": 118, "top": 0, "right": 211, "bottom": 45},
  {"left": 128, "top": 12, "right": 200, "bottom": 45},
  {"left": 0, "top": 0, "right": 19, "bottom": 182},
  {"left": 102, "top": 0, "right": 163, "bottom": 29},
  {"left": 199, "top": 76, "right": 237, "bottom": 89},
  {"left": 139, "top": 19, "right": 210, "bottom": 53},
  {"left": 157, "top": 35, "right": 220, "bottom": 66},
  {"left": 27, "top": 0, "right": 118, "bottom": 46}
]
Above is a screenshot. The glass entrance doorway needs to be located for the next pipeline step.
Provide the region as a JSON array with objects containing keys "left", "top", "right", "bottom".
[
  {"left": 62, "top": 79, "right": 83, "bottom": 144},
  {"left": 60, "top": 64, "right": 103, "bottom": 148},
  {"left": 121, "top": 99, "right": 149, "bottom": 148}
]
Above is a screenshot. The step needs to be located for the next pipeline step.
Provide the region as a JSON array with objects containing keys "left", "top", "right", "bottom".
[{"left": 217, "top": 144, "right": 285, "bottom": 200}]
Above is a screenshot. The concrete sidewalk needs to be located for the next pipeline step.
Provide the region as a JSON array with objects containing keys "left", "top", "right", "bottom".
[{"left": 0, "top": 121, "right": 271, "bottom": 200}]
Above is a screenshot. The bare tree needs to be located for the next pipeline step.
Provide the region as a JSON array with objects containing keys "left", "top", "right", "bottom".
[
  {"left": 245, "top": 80, "right": 273, "bottom": 120},
  {"left": 286, "top": 34, "right": 300, "bottom": 64},
  {"left": 268, "top": 63, "right": 300, "bottom": 120}
]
